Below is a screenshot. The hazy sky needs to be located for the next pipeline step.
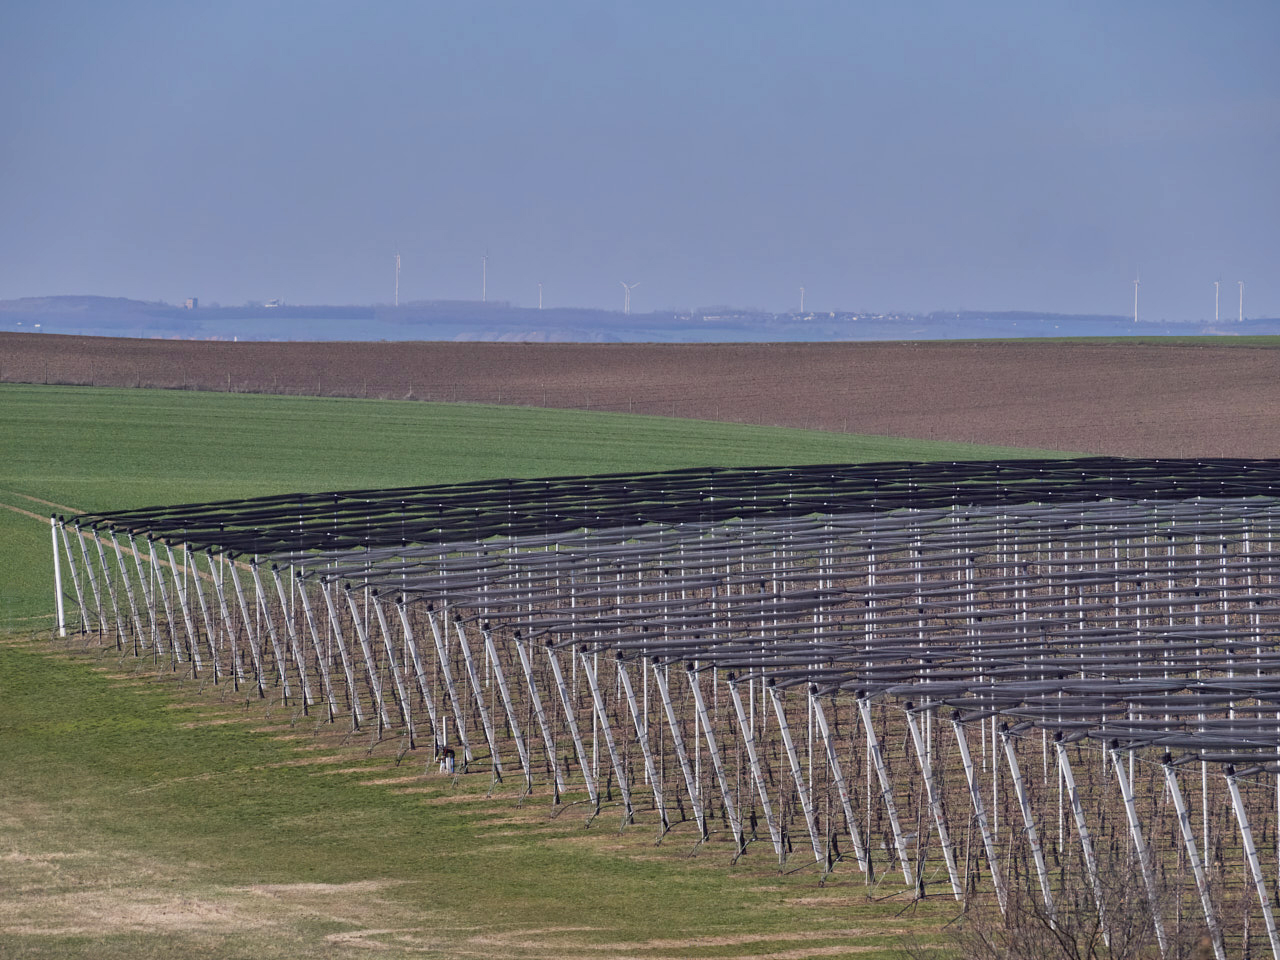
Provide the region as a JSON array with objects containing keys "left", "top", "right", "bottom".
[{"left": 2, "top": 1, "right": 1276, "bottom": 320}]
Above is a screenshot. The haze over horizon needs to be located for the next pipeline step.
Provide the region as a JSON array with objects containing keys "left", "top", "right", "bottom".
[{"left": 3, "top": 2, "right": 1276, "bottom": 323}]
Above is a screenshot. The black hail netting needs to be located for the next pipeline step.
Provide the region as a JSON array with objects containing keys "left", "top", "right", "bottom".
[{"left": 52, "top": 459, "right": 1280, "bottom": 958}]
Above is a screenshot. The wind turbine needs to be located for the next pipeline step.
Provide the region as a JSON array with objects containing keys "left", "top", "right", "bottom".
[
  {"left": 1239, "top": 280, "right": 1245, "bottom": 323},
  {"left": 799, "top": 286, "right": 805, "bottom": 314},
  {"left": 482, "top": 255, "right": 488, "bottom": 303},
  {"left": 1133, "top": 273, "right": 1140, "bottom": 323},
  {"left": 538, "top": 281, "right": 543, "bottom": 310},
  {"left": 620, "top": 281, "right": 640, "bottom": 315},
  {"left": 1214, "top": 279, "right": 1220, "bottom": 323},
  {"left": 395, "top": 252, "right": 401, "bottom": 308}
]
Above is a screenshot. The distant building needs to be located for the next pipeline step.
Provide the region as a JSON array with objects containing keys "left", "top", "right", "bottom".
[
  {"left": 264, "top": 298, "right": 281, "bottom": 308},
  {"left": 184, "top": 298, "right": 198, "bottom": 309}
]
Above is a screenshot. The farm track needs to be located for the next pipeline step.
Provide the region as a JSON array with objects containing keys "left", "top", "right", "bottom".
[{"left": 3, "top": 332, "right": 1277, "bottom": 457}]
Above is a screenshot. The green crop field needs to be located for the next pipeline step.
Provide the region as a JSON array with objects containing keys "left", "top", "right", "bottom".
[{"left": 0, "top": 382, "right": 1074, "bottom": 958}]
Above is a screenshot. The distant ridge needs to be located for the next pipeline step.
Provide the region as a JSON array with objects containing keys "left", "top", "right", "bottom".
[{"left": 2, "top": 294, "right": 1277, "bottom": 342}]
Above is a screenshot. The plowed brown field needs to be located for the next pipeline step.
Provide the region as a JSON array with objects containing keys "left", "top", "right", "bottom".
[{"left": 3, "top": 333, "right": 1276, "bottom": 457}]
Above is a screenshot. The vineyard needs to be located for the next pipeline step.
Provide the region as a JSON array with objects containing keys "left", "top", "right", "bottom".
[{"left": 48, "top": 457, "right": 1280, "bottom": 958}]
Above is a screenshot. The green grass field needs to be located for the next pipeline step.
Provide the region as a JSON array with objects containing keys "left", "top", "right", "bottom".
[{"left": 0, "top": 382, "right": 1074, "bottom": 958}]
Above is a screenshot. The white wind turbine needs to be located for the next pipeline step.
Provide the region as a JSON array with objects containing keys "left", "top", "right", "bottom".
[{"left": 620, "top": 281, "right": 641, "bottom": 315}]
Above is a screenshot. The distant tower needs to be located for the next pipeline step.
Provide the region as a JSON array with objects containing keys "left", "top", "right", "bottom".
[
  {"left": 799, "top": 286, "right": 805, "bottom": 314},
  {"left": 395, "top": 253, "right": 401, "bottom": 308},
  {"left": 482, "top": 255, "right": 488, "bottom": 303},
  {"left": 1239, "top": 280, "right": 1245, "bottom": 322},
  {"left": 1133, "top": 274, "right": 1140, "bottom": 323},
  {"left": 1214, "top": 279, "right": 1220, "bottom": 323},
  {"left": 538, "top": 282, "right": 543, "bottom": 310},
  {"left": 620, "top": 281, "right": 640, "bottom": 315}
]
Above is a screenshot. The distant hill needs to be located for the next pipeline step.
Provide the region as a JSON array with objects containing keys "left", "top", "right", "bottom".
[{"left": 2, "top": 295, "right": 1276, "bottom": 342}]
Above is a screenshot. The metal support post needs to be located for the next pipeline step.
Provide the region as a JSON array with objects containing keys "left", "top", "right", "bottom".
[
  {"left": 577, "top": 647, "right": 632, "bottom": 820},
  {"left": 73, "top": 523, "right": 105, "bottom": 635},
  {"left": 60, "top": 520, "right": 90, "bottom": 633},
  {"left": 110, "top": 533, "right": 144, "bottom": 652},
  {"left": 616, "top": 658, "right": 667, "bottom": 831},
  {"left": 295, "top": 578, "right": 338, "bottom": 721},
  {"left": 164, "top": 544, "right": 202, "bottom": 672},
  {"left": 652, "top": 660, "right": 706, "bottom": 839},
  {"left": 1163, "top": 761, "right": 1225, "bottom": 960},
  {"left": 1109, "top": 746, "right": 1168, "bottom": 958},
  {"left": 187, "top": 547, "right": 219, "bottom": 678},
  {"left": 857, "top": 698, "right": 914, "bottom": 885},
  {"left": 953, "top": 718, "right": 1007, "bottom": 914},
  {"left": 149, "top": 540, "right": 183, "bottom": 663},
  {"left": 228, "top": 562, "right": 267, "bottom": 694},
  {"left": 320, "top": 581, "right": 363, "bottom": 727},
  {"left": 1053, "top": 740, "right": 1106, "bottom": 939},
  {"left": 545, "top": 644, "right": 598, "bottom": 807},
  {"left": 92, "top": 533, "right": 124, "bottom": 647},
  {"left": 268, "top": 565, "right": 315, "bottom": 708},
  {"left": 452, "top": 616, "right": 504, "bottom": 781},
  {"left": 767, "top": 684, "right": 822, "bottom": 863},
  {"left": 51, "top": 518, "right": 66, "bottom": 637},
  {"left": 343, "top": 587, "right": 391, "bottom": 730},
  {"left": 370, "top": 594, "right": 415, "bottom": 742},
  {"left": 727, "top": 675, "right": 782, "bottom": 861},
  {"left": 1002, "top": 727, "right": 1055, "bottom": 921},
  {"left": 905, "top": 707, "right": 962, "bottom": 899},
  {"left": 482, "top": 624, "right": 532, "bottom": 791},
  {"left": 511, "top": 633, "right": 565, "bottom": 797},
  {"left": 395, "top": 600, "right": 442, "bottom": 746},
  {"left": 811, "top": 691, "right": 867, "bottom": 872},
  {"left": 425, "top": 608, "right": 473, "bottom": 763},
  {"left": 687, "top": 666, "right": 744, "bottom": 854},
  {"left": 1226, "top": 769, "right": 1280, "bottom": 960}
]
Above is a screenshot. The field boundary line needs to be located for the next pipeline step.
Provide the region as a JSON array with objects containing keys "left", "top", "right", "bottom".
[{"left": 0, "top": 490, "right": 80, "bottom": 514}]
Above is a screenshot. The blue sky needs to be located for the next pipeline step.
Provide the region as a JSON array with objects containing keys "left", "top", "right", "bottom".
[{"left": 2, "top": 1, "right": 1276, "bottom": 320}]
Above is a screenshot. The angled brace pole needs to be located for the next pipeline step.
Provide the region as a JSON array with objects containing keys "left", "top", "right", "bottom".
[
  {"left": 616, "top": 657, "right": 668, "bottom": 832},
  {"left": 765, "top": 685, "right": 821, "bottom": 865},
  {"left": 425, "top": 607, "right": 473, "bottom": 764},
  {"left": 269, "top": 565, "right": 315, "bottom": 709},
  {"left": 545, "top": 643, "right": 598, "bottom": 808},
  {"left": 149, "top": 540, "right": 183, "bottom": 664},
  {"left": 319, "top": 580, "right": 363, "bottom": 729},
  {"left": 857, "top": 697, "right": 913, "bottom": 886},
  {"left": 1002, "top": 726, "right": 1055, "bottom": 922},
  {"left": 249, "top": 562, "right": 292, "bottom": 699},
  {"left": 512, "top": 633, "right": 565, "bottom": 797},
  {"left": 483, "top": 624, "right": 532, "bottom": 792},
  {"left": 953, "top": 717, "right": 1007, "bottom": 914},
  {"left": 186, "top": 546, "right": 219, "bottom": 679},
  {"left": 73, "top": 523, "right": 105, "bottom": 635},
  {"left": 164, "top": 544, "right": 202, "bottom": 673},
  {"left": 127, "top": 533, "right": 158, "bottom": 651},
  {"left": 109, "top": 533, "right": 144, "bottom": 653},
  {"left": 370, "top": 593, "right": 416, "bottom": 743},
  {"left": 344, "top": 586, "right": 392, "bottom": 731},
  {"left": 92, "top": 532, "right": 124, "bottom": 648},
  {"left": 1110, "top": 746, "right": 1168, "bottom": 959},
  {"left": 727, "top": 675, "right": 782, "bottom": 861},
  {"left": 652, "top": 659, "right": 705, "bottom": 839},
  {"left": 395, "top": 599, "right": 442, "bottom": 748},
  {"left": 1163, "top": 760, "right": 1225, "bottom": 960},
  {"left": 687, "top": 666, "right": 744, "bottom": 855},
  {"left": 453, "top": 616, "right": 503, "bottom": 782},
  {"left": 1226, "top": 768, "right": 1280, "bottom": 960},
  {"left": 294, "top": 577, "right": 338, "bottom": 721},
  {"left": 811, "top": 690, "right": 867, "bottom": 873},
  {"left": 208, "top": 554, "right": 245, "bottom": 689},
  {"left": 577, "top": 648, "right": 632, "bottom": 821},
  {"left": 229, "top": 562, "right": 267, "bottom": 695},
  {"left": 1053, "top": 739, "right": 1105, "bottom": 940},
  {"left": 60, "top": 520, "right": 90, "bottom": 634},
  {"left": 904, "top": 707, "right": 962, "bottom": 899}
]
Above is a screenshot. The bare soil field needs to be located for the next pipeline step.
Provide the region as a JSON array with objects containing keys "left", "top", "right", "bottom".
[{"left": 3, "top": 333, "right": 1276, "bottom": 457}]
